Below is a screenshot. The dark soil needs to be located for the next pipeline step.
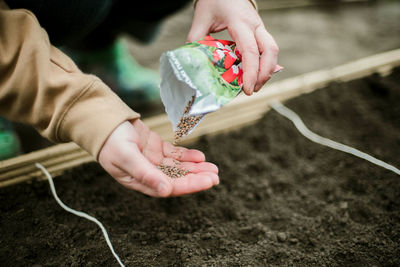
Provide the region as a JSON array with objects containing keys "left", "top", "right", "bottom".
[{"left": 1, "top": 68, "right": 400, "bottom": 266}]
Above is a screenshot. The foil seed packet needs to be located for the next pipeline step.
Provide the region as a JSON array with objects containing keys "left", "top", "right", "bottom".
[{"left": 160, "top": 35, "right": 282, "bottom": 143}]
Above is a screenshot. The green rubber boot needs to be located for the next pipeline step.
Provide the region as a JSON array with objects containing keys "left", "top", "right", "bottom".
[
  {"left": 0, "top": 117, "right": 20, "bottom": 160},
  {"left": 67, "top": 39, "right": 161, "bottom": 109}
]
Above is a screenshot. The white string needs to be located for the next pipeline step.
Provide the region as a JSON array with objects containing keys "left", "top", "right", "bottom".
[
  {"left": 270, "top": 101, "right": 400, "bottom": 176},
  {"left": 35, "top": 163, "right": 125, "bottom": 267}
]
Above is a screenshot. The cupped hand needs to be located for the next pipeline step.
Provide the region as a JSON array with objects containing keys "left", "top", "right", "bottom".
[
  {"left": 187, "top": 0, "right": 279, "bottom": 95},
  {"left": 98, "top": 120, "right": 219, "bottom": 197}
]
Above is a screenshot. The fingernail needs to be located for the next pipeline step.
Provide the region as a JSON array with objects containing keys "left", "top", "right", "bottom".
[
  {"left": 247, "top": 87, "right": 254, "bottom": 95},
  {"left": 274, "top": 65, "right": 284, "bottom": 72},
  {"left": 211, "top": 173, "right": 220, "bottom": 185},
  {"left": 157, "top": 182, "right": 168, "bottom": 196}
]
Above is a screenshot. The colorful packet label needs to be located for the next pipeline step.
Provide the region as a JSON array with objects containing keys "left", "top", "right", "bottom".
[{"left": 160, "top": 35, "right": 282, "bottom": 137}]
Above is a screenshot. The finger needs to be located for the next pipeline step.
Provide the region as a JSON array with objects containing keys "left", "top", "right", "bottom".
[
  {"left": 230, "top": 23, "right": 260, "bottom": 95},
  {"left": 161, "top": 158, "right": 218, "bottom": 174},
  {"left": 170, "top": 172, "right": 219, "bottom": 196},
  {"left": 163, "top": 142, "right": 205, "bottom": 162},
  {"left": 186, "top": 7, "right": 212, "bottom": 43},
  {"left": 179, "top": 161, "right": 219, "bottom": 174},
  {"left": 117, "top": 143, "right": 173, "bottom": 197},
  {"left": 254, "top": 26, "right": 279, "bottom": 92}
]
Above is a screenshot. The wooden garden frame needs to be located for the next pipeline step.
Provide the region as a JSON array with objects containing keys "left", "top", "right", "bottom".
[{"left": 1, "top": 48, "right": 399, "bottom": 188}]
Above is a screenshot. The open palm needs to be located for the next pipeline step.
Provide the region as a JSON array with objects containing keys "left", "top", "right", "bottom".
[{"left": 98, "top": 119, "right": 219, "bottom": 197}]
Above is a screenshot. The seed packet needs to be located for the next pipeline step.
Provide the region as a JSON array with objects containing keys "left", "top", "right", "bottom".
[{"left": 159, "top": 35, "right": 282, "bottom": 143}]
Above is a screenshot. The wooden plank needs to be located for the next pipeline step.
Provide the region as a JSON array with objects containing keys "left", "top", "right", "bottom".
[
  {"left": 0, "top": 142, "right": 84, "bottom": 172},
  {"left": 0, "top": 150, "right": 90, "bottom": 182},
  {"left": 0, "top": 48, "right": 399, "bottom": 187},
  {"left": 0, "top": 156, "right": 94, "bottom": 187}
]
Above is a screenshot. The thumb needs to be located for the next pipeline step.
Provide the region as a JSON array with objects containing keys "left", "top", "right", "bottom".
[{"left": 186, "top": 11, "right": 212, "bottom": 43}]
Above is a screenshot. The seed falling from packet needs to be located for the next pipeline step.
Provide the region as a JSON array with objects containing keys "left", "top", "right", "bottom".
[{"left": 159, "top": 35, "right": 283, "bottom": 144}]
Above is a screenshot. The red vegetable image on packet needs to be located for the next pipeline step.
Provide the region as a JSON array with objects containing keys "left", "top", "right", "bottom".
[{"left": 160, "top": 35, "right": 282, "bottom": 140}]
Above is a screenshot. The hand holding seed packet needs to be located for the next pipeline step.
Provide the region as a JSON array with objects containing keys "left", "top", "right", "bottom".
[
  {"left": 160, "top": 36, "right": 282, "bottom": 143},
  {"left": 188, "top": 0, "right": 279, "bottom": 94}
]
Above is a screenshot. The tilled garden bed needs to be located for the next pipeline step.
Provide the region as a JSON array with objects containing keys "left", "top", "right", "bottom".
[{"left": 1, "top": 68, "right": 400, "bottom": 266}]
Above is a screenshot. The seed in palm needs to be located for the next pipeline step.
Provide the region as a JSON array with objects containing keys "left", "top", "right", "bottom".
[{"left": 158, "top": 164, "right": 189, "bottom": 179}]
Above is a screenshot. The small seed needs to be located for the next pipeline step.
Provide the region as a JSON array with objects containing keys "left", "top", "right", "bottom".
[
  {"left": 174, "top": 96, "right": 203, "bottom": 144},
  {"left": 158, "top": 164, "right": 189, "bottom": 179}
]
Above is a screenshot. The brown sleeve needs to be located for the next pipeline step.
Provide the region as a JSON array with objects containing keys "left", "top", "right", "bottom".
[{"left": 0, "top": 1, "right": 140, "bottom": 159}]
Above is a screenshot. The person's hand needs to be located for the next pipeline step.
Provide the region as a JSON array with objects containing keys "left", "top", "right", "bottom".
[
  {"left": 187, "top": 0, "right": 279, "bottom": 95},
  {"left": 98, "top": 120, "right": 219, "bottom": 197}
]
